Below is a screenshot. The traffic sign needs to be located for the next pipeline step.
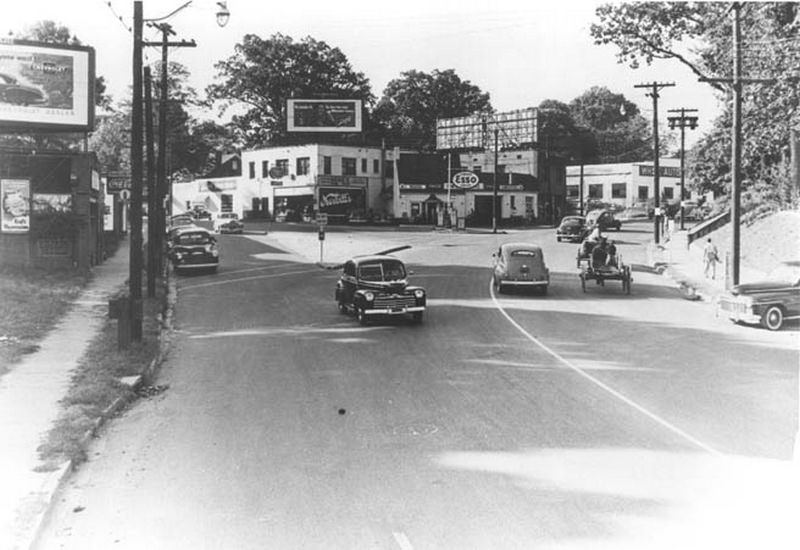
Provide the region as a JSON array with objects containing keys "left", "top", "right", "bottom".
[{"left": 452, "top": 171, "right": 479, "bottom": 189}]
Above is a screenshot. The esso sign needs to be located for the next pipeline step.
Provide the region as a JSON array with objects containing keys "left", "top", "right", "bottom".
[{"left": 452, "top": 171, "right": 479, "bottom": 189}]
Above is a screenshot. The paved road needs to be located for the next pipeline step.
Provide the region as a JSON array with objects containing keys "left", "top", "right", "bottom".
[{"left": 36, "top": 224, "right": 799, "bottom": 550}]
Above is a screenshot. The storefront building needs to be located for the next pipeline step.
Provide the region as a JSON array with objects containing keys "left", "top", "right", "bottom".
[{"left": 565, "top": 159, "right": 687, "bottom": 211}]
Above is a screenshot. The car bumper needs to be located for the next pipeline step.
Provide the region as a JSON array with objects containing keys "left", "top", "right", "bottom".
[
  {"left": 499, "top": 279, "right": 548, "bottom": 287},
  {"left": 557, "top": 234, "right": 583, "bottom": 242},
  {"left": 364, "top": 305, "right": 425, "bottom": 315},
  {"left": 718, "top": 301, "right": 760, "bottom": 324}
]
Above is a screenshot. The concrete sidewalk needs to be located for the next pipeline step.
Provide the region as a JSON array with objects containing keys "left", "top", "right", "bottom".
[
  {"left": 647, "top": 228, "right": 767, "bottom": 303},
  {"left": 0, "top": 238, "right": 132, "bottom": 550}
]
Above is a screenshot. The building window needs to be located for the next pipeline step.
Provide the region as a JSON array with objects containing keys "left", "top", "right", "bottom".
[
  {"left": 373, "top": 159, "right": 380, "bottom": 174},
  {"left": 588, "top": 184, "right": 603, "bottom": 199},
  {"left": 231, "top": 159, "right": 239, "bottom": 171},
  {"left": 410, "top": 202, "right": 421, "bottom": 219},
  {"left": 510, "top": 195, "right": 516, "bottom": 209},
  {"left": 221, "top": 194, "right": 233, "bottom": 212},
  {"left": 663, "top": 187, "right": 674, "bottom": 200},
  {"left": 473, "top": 166, "right": 482, "bottom": 173},
  {"left": 248, "top": 161, "right": 255, "bottom": 179},
  {"left": 496, "top": 164, "right": 506, "bottom": 174},
  {"left": 342, "top": 157, "right": 357, "bottom": 176},
  {"left": 323, "top": 156, "right": 332, "bottom": 175},
  {"left": 638, "top": 186, "right": 649, "bottom": 200},
  {"left": 384, "top": 162, "right": 394, "bottom": 178},
  {"left": 261, "top": 160, "right": 269, "bottom": 178},
  {"left": 567, "top": 185, "right": 579, "bottom": 198},
  {"left": 276, "top": 159, "right": 289, "bottom": 176},
  {"left": 611, "top": 183, "right": 627, "bottom": 198},
  {"left": 361, "top": 158, "right": 367, "bottom": 173},
  {"left": 296, "top": 157, "right": 310, "bottom": 176}
]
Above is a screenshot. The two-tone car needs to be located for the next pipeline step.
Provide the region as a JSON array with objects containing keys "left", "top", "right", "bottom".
[
  {"left": 214, "top": 212, "right": 244, "bottom": 234},
  {"left": 169, "top": 226, "right": 219, "bottom": 274},
  {"left": 492, "top": 242, "right": 550, "bottom": 295},
  {"left": 335, "top": 255, "right": 426, "bottom": 325},
  {"left": 717, "top": 260, "right": 800, "bottom": 331}
]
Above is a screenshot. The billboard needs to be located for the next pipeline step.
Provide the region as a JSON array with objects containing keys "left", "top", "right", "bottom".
[
  {"left": 436, "top": 108, "right": 538, "bottom": 151},
  {"left": 0, "top": 39, "right": 95, "bottom": 132},
  {"left": 287, "top": 99, "right": 362, "bottom": 133},
  {"left": 317, "top": 186, "right": 365, "bottom": 216}
]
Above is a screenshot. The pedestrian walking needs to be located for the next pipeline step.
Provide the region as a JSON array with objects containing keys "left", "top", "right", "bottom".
[{"left": 703, "top": 238, "right": 720, "bottom": 279}]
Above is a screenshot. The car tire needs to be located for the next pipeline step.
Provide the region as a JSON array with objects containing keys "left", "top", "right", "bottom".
[
  {"left": 540, "top": 285, "right": 548, "bottom": 296},
  {"left": 761, "top": 305, "right": 784, "bottom": 331},
  {"left": 357, "top": 306, "right": 369, "bottom": 326},
  {"left": 556, "top": 236, "right": 561, "bottom": 242}
]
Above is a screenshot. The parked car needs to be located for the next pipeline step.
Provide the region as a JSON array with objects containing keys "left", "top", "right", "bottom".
[
  {"left": 169, "top": 226, "right": 219, "bottom": 274},
  {"left": 619, "top": 205, "right": 651, "bottom": 222},
  {"left": 556, "top": 216, "right": 588, "bottom": 243},
  {"left": 214, "top": 212, "right": 244, "bottom": 234},
  {"left": 335, "top": 255, "right": 426, "bottom": 325},
  {"left": 169, "top": 214, "right": 195, "bottom": 228},
  {"left": 717, "top": 260, "right": 800, "bottom": 331},
  {"left": 585, "top": 208, "right": 622, "bottom": 232},
  {"left": 492, "top": 242, "right": 550, "bottom": 295},
  {"left": 0, "top": 73, "right": 46, "bottom": 105}
]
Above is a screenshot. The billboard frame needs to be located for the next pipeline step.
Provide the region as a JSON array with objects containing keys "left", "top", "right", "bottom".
[
  {"left": 0, "top": 39, "right": 95, "bottom": 133},
  {"left": 287, "top": 99, "right": 362, "bottom": 133}
]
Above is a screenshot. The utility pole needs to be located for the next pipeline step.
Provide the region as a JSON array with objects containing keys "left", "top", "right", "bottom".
[
  {"left": 493, "top": 128, "right": 499, "bottom": 234},
  {"left": 144, "top": 23, "right": 196, "bottom": 285},
  {"left": 130, "top": 1, "right": 144, "bottom": 342},
  {"left": 699, "top": 2, "right": 772, "bottom": 286},
  {"left": 145, "top": 66, "right": 157, "bottom": 298},
  {"left": 635, "top": 81, "right": 675, "bottom": 244},
  {"left": 667, "top": 108, "right": 699, "bottom": 230}
]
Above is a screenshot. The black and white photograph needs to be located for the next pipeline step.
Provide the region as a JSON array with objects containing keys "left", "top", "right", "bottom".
[{"left": 0, "top": 1, "right": 798, "bottom": 549}]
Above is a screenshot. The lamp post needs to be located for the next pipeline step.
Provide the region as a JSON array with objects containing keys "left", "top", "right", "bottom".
[{"left": 667, "top": 108, "right": 698, "bottom": 230}]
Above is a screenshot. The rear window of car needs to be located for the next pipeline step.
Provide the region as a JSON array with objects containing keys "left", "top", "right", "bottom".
[
  {"left": 510, "top": 250, "right": 537, "bottom": 257},
  {"left": 176, "top": 232, "right": 212, "bottom": 245}
]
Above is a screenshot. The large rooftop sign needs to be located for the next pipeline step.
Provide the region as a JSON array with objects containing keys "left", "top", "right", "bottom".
[
  {"left": 286, "top": 99, "right": 362, "bottom": 133},
  {"left": 0, "top": 39, "right": 95, "bottom": 132},
  {"left": 436, "top": 108, "right": 538, "bottom": 151}
]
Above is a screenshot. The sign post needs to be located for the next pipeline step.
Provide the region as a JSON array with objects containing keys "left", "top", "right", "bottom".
[{"left": 318, "top": 215, "right": 327, "bottom": 264}]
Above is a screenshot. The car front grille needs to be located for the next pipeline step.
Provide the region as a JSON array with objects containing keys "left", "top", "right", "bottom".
[
  {"left": 719, "top": 298, "right": 748, "bottom": 313},
  {"left": 374, "top": 294, "right": 417, "bottom": 309}
]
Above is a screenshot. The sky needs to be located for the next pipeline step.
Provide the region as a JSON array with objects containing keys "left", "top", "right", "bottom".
[{"left": 5, "top": 0, "right": 723, "bottom": 148}]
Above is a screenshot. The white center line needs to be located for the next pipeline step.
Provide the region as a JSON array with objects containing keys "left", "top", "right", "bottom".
[
  {"left": 489, "top": 278, "right": 724, "bottom": 457},
  {"left": 393, "top": 531, "right": 414, "bottom": 550}
]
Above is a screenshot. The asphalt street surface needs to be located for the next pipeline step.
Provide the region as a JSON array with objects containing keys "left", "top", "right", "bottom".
[{"left": 36, "top": 223, "right": 799, "bottom": 550}]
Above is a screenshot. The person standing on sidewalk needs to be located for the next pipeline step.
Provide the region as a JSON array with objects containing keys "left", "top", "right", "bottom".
[{"left": 703, "top": 238, "right": 720, "bottom": 279}]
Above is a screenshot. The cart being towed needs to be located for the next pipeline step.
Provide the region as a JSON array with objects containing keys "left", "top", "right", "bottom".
[{"left": 576, "top": 242, "right": 632, "bottom": 294}]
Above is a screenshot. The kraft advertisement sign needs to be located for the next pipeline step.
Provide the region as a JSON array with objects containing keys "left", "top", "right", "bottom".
[
  {"left": 318, "top": 186, "right": 365, "bottom": 215},
  {"left": 1, "top": 179, "right": 30, "bottom": 233},
  {"left": 0, "top": 40, "right": 94, "bottom": 131}
]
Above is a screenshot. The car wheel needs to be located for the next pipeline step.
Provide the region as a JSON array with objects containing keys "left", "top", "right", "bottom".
[
  {"left": 357, "top": 306, "right": 369, "bottom": 326},
  {"left": 412, "top": 311, "right": 423, "bottom": 323},
  {"left": 540, "top": 285, "right": 548, "bottom": 296},
  {"left": 556, "top": 236, "right": 561, "bottom": 242},
  {"left": 761, "top": 305, "right": 784, "bottom": 331}
]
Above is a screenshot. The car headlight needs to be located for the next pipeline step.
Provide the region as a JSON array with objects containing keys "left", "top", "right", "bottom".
[
  {"left": 364, "top": 291, "right": 375, "bottom": 302},
  {"left": 414, "top": 289, "right": 425, "bottom": 299},
  {"left": 174, "top": 252, "right": 183, "bottom": 260}
]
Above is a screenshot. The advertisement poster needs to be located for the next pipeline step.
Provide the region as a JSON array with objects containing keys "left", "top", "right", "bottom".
[
  {"left": 1, "top": 179, "right": 30, "bottom": 233},
  {"left": 318, "top": 186, "right": 365, "bottom": 216},
  {"left": 287, "top": 99, "right": 362, "bottom": 132},
  {"left": 0, "top": 40, "right": 93, "bottom": 130}
]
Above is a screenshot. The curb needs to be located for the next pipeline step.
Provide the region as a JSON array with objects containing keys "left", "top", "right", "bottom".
[{"left": 24, "top": 269, "right": 176, "bottom": 550}]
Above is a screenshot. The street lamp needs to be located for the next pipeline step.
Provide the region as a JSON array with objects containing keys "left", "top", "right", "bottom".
[{"left": 215, "top": 2, "right": 230, "bottom": 27}]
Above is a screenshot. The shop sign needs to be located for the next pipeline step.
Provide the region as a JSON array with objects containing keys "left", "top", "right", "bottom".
[
  {"left": 452, "top": 171, "right": 479, "bottom": 189},
  {"left": 318, "top": 186, "right": 364, "bottom": 215},
  {"left": 1, "top": 179, "right": 30, "bottom": 233}
]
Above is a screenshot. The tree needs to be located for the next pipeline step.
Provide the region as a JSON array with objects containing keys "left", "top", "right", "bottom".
[
  {"left": 206, "top": 33, "right": 374, "bottom": 147},
  {"left": 591, "top": 2, "right": 800, "bottom": 211},
  {"left": 568, "top": 86, "right": 653, "bottom": 163},
  {"left": 373, "top": 69, "right": 492, "bottom": 152}
]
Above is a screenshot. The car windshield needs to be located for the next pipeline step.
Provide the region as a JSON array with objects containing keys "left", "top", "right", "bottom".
[
  {"left": 561, "top": 218, "right": 583, "bottom": 226},
  {"left": 176, "top": 232, "right": 212, "bottom": 245},
  {"left": 766, "top": 264, "right": 800, "bottom": 284},
  {"left": 358, "top": 260, "right": 406, "bottom": 281}
]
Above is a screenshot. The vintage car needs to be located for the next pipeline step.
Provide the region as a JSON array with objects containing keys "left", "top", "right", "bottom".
[
  {"left": 717, "top": 260, "right": 800, "bottom": 331},
  {"left": 492, "top": 242, "right": 550, "bottom": 295},
  {"left": 169, "top": 226, "right": 219, "bottom": 274},
  {"left": 335, "top": 255, "right": 426, "bottom": 325},
  {"left": 0, "top": 73, "right": 46, "bottom": 105},
  {"left": 585, "top": 208, "right": 622, "bottom": 232},
  {"left": 556, "top": 216, "right": 588, "bottom": 243},
  {"left": 214, "top": 212, "right": 244, "bottom": 234}
]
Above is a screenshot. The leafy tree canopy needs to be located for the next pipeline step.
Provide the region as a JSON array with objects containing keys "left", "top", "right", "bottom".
[
  {"left": 206, "top": 33, "right": 374, "bottom": 148},
  {"left": 592, "top": 2, "right": 800, "bottom": 211},
  {"left": 373, "top": 69, "right": 492, "bottom": 152}
]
